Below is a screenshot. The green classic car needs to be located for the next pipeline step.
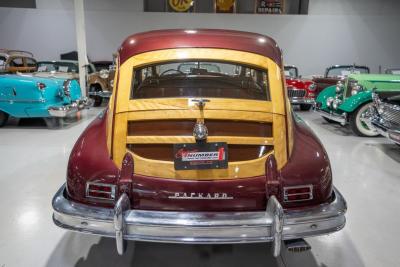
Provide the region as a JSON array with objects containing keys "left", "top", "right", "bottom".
[{"left": 315, "top": 74, "right": 400, "bottom": 136}]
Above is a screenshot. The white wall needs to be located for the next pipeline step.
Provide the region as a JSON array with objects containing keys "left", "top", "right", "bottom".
[{"left": 0, "top": 0, "right": 399, "bottom": 75}]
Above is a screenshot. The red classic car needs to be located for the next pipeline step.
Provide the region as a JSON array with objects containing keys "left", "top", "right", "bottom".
[
  {"left": 284, "top": 65, "right": 316, "bottom": 111},
  {"left": 52, "top": 29, "right": 347, "bottom": 257}
]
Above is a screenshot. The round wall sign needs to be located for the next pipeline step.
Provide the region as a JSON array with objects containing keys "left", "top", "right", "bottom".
[{"left": 169, "top": 0, "right": 193, "bottom": 12}]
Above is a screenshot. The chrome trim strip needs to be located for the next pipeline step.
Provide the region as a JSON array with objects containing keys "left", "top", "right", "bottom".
[
  {"left": 52, "top": 184, "right": 346, "bottom": 256},
  {"left": 0, "top": 99, "right": 45, "bottom": 103}
]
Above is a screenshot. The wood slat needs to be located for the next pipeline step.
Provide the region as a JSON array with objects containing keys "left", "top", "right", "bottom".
[
  {"left": 128, "top": 119, "right": 273, "bottom": 137},
  {"left": 126, "top": 136, "right": 274, "bottom": 145},
  {"left": 127, "top": 144, "right": 273, "bottom": 162}
]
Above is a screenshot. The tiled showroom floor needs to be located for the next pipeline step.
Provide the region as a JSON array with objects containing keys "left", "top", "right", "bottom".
[{"left": 0, "top": 107, "right": 399, "bottom": 267}]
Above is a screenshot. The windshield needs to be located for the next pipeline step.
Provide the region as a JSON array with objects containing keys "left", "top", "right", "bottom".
[
  {"left": 284, "top": 66, "right": 298, "bottom": 78},
  {"left": 327, "top": 66, "right": 369, "bottom": 78},
  {"left": 131, "top": 61, "right": 270, "bottom": 101},
  {"left": 37, "top": 61, "right": 79, "bottom": 73}
]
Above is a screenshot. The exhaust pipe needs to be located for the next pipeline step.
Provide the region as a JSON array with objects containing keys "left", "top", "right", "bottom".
[{"left": 284, "top": 239, "right": 311, "bottom": 253}]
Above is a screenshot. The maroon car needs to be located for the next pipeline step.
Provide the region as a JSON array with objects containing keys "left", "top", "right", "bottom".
[
  {"left": 52, "top": 29, "right": 347, "bottom": 257},
  {"left": 313, "top": 64, "right": 370, "bottom": 95},
  {"left": 284, "top": 65, "right": 317, "bottom": 111}
]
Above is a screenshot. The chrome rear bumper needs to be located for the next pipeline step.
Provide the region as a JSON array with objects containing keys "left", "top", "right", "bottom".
[
  {"left": 52, "top": 185, "right": 346, "bottom": 257},
  {"left": 48, "top": 98, "right": 91, "bottom": 117}
]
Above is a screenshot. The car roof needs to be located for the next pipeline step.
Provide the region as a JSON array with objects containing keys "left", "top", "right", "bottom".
[
  {"left": 0, "top": 49, "right": 34, "bottom": 58},
  {"left": 119, "top": 29, "right": 282, "bottom": 66}
]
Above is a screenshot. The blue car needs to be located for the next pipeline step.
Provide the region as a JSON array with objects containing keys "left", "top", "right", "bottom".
[{"left": 0, "top": 74, "right": 89, "bottom": 127}]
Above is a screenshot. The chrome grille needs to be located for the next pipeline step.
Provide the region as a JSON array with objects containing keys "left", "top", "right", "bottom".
[
  {"left": 287, "top": 88, "right": 306, "bottom": 98},
  {"left": 381, "top": 103, "right": 400, "bottom": 126}
]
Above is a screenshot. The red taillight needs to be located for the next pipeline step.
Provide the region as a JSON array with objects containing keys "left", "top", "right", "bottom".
[
  {"left": 283, "top": 185, "right": 313, "bottom": 203},
  {"left": 86, "top": 182, "right": 116, "bottom": 200},
  {"left": 37, "top": 82, "right": 46, "bottom": 90}
]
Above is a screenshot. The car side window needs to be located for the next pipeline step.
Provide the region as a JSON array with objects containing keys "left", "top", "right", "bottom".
[
  {"left": 88, "top": 64, "right": 95, "bottom": 74},
  {"left": 0, "top": 56, "right": 6, "bottom": 66},
  {"left": 9, "top": 57, "right": 24, "bottom": 67},
  {"left": 26, "top": 58, "right": 37, "bottom": 67}
]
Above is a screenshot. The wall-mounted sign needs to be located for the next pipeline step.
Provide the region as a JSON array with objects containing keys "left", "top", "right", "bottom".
[
  {"left": 256, "top": 0, "right": 283, "bottom": 14},
  {"left": 215, "top": 0, "right": 235, "bottom": 13},
  {"left": 168, "top": 0, "right": 194, "bottom": 12}
]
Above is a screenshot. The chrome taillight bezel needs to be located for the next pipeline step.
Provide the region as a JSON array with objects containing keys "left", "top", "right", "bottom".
[
  {"left": 63, "top": 79, "right": 72, "bottom": 97},
  {"left": 283, "top": 184, "right": 313, "bottom": 203},
  {"left": 85, "top": 182, "right": 116, "bottom": 200}
]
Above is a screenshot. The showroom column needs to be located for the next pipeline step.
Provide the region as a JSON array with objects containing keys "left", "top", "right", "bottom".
[{"left": 74, "top": 0, "right": 88, "bottom": 97}]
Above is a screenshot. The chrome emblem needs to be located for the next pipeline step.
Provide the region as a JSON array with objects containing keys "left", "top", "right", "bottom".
[
  {"left": 168, "top": 192, "right": 233, "bottom": 200},
  {"left": 193, "top": 122, "right": 208, "bottom": 141}
]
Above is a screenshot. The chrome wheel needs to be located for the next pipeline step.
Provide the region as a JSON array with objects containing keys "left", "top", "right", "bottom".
[{"left": 350, "top": 102, "right": 378, "bottom": 137}]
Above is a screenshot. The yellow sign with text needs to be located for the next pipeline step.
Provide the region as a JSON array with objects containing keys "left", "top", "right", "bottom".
[
  {"left": 216, "top": 0, "right": 235, "bottom": 12},
  {"left": 169, "top": 0, "right": 193, "bottom": 12}
]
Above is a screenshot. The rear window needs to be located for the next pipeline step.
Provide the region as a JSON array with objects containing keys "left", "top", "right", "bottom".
[{"left": 130, "top": 61, "right": 270, "bottom": 101}]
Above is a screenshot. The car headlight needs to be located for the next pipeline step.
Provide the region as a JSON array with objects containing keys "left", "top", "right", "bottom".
[
  {"left": 326, "top": 97, "right": 334, "bottom": 108},
  {"left": 351, "top": 82, "right": 363, "bottom": 96},
  {"left": 99, "top": 69, "right": 109, "bottom": 79},
  {"left": 308, "top": 83, "right": 316, "bottom": 91},
  {"left": 335, "top": 81, "right": 344, "bottom": 93},
  {"left": 332, "top": 98, "right": 342, "bottom": 110}
]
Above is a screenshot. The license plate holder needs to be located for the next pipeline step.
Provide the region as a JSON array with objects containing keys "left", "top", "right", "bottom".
[{"left": 173, "top": 142, "right": 228, "bottom": 170}]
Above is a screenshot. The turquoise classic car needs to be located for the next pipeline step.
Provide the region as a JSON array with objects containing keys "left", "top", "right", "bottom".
[
  {"left": 0, "top": 74, "right": 89, "bottom": 127},
  {"left": 315, "top": 74, "right": 400, "bottom": 136}
]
